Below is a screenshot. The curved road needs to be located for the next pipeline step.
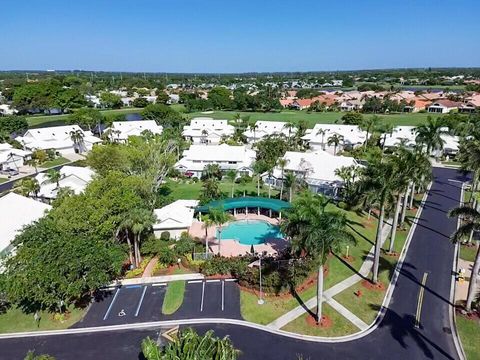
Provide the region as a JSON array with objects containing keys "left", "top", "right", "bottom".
[{"left": 0, "top": 167, "right": 467, "bottom": 360}]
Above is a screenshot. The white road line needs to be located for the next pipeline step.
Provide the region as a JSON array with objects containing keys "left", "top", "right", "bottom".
[
  {"left": 103, "top": 288, "right": 120, "bottom": 321},
  {"left": 415, "top": 272, "right": 428, "bottom": 328},
  {"left": 152, "top": 283, "right": 167, "bottom": 287},
  {"left": 101, "top": 287, "right": 117, "bottom": 291},
  {"left": 221, "top": 280, "right": 225, "bottom": 311},
  {"left": 206, "top": 279, "right": 221, "bottom": 283},
  {"left": 188, "top": 280, "right": 202, "bottom": 284},
  {"left": 134, "top": 286, "right": 148, "bottom": 317},
  {"left": 224, "top": 278, "right": 237, "bottom": 282},
  {"left": 200, "top": 281, "right": 205, "bottom": 312}
]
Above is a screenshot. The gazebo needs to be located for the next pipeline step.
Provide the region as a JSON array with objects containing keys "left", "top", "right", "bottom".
[{"left": 196, "top": 196, "right": 291, "bottom": 219}]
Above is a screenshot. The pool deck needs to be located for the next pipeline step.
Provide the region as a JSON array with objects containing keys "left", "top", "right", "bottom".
[{"left": 188, "top": 214, "right": 288, "bottom": 257}]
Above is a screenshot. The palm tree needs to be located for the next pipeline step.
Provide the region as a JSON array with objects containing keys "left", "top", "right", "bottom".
[
  {"left": 283, "top": 171, "right": 296, "bottom": 202},
  {"left": 378, "top": 123, "right": 394, "bottom": 151},
  {"left": 251, "top": 123, "right": 259, "bottom": 144},
  {"left": 458, "top": 139, "right": 480, "bottom": 205},
  {"left": 283, "top": 122, "right": 296, "bottom": 144},
  {"left": 142, "top": 328, "right": 239, "bottom": 360},
  {"left": 208, "top": 207, "right": 232, "bottom": 255},
  {"left": 14, "top": 178, "right": 40, "bottom": 198},
  {"left": 70, "top": 129, "right": 85, "bottom": 153},
  {"left": 201, "top": 129, "right": 209, "bottom": 144},
  {"left": 277, "top": 158, "right": 288, "bottom": 200},
  {"left": 25, "top": 157, "right": 40, "bottom": 174},
  {"left": 225, "top": 169, "right": 237, "bottom": 197},
  {"left": 448, "top": 205, "right": 480, "bottom": 311},
  {"left": 45, "top": 169, "right": 62, "bottom": 187},
  {"left": 316, "top": 128, "right": 326, "bottom": 151},
  {"left": 117, "top": 219, "right": 135, "bottom": 266},
  {"left": 122, "top": 208, "right": 157, "bottom": 267},
  {"left": 415, "top": 116, "right": 447, "bottom": 156},
  {"left": 281, "top": 192, "right": 356, "bottom": 323},
  {"left": 360, "top": 115, "right": 380, "bottom": 148},
  {"left": 327, "top": 134, "right": 344, "bottom": 156},
  {"left": 252, "top": 162, "right": 264, "bottom": 196},
  {"left": 358, "top": 158, "right": 398, "bottom": 283}
]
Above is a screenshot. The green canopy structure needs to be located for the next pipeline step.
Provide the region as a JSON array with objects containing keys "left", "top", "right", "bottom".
[{"left": 196, "top": 197, "right": 291, "bottom": 216}]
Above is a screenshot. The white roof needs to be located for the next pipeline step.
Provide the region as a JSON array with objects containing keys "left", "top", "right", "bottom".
[
  {"left": 243, "top": 121, "right": 296, "bottom": 139},
  {"left": 182, "top": 117, "right": 234, "bottom": 137},
  {"left": 272, "top": 150, "right": 358, "bottom": 183},
  {"left": 153, "top": 200, "right": 199, "bottom": 230},
  {"left": 108, "top": 120, "right": 163, "bottom": 140},
  {"left": 0, "top": 143, "right": 31, "bottom": 163},
  {"left": 303, "top": 124, "right": 367, "bottom": 145},
  {"left": 0, "top": 193, "right": 51, "bottom": 254},
  {"left": 35, "top": 166, "right": 95, "bottom": 199},
  {"left": 180, "top": 144, "right": 255, "bottom": 162}
]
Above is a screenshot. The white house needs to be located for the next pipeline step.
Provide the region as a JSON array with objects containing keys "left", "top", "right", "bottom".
[
  {"left": 340, "top": 99, "right": 363, "bottom": 112},
  {"left": 243, "top": 121, "right": 296, "bottom": 143},
  {"left": 303, "top": 124, "right": 367, "bottom": 154},
  {"left": 383, "top": 126, "right": 417, "bottom": 149},
  {"left": 182, "top": 117, "right": 234, "bottom": 145},
  {"left": 175, "top": 144, "right": 256, "bottom": 178},
  {"left": 0, "top": 143, "right": 32, "bottom": 171},
  {"left": 35, "top": 166, "right": 95, "bottom": 201},
  {"left": 105, "top": 120, "right": 163, "bottom": 142},
  {"left": 0, "top": 193, "right": 51, "bottom": 257},
  {"left": 16, "top": 125, "right": 102, "bottom": 155},
  {"left": 153, "top": 200, "right": 199, "bottom": 239},
  {"left": 263, "top": 150, "right": 359, "bottom": 198}
]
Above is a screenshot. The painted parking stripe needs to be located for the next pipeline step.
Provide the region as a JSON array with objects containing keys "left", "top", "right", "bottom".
[
  {"left": 152, "top": 283, "right": 167, "bottom": 287},
  {"left": 103, "top": 288, "right": 121, "bottom": 321},
  {"left": 134, "top": 286, "right": 148, "bottom": 317},
  {"left": 125, "top": 285, "right": 142, "bottom": 289},
  {"left": 224, "top": 278, "right": 237, "bottom": 282},
  {"left": 221, "top": 280, "right": 225, "bottom": 311},
  {"left": 188, "top": 280, "right": 202, "bottom": 284},
  {"left": 206, "top": 279, "right": 221, "bottom": 283},
  {"left": 200, "top": 281, "right": 205, "bottom": 312}
]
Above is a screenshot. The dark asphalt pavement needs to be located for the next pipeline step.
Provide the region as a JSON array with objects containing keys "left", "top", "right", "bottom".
[{"left": 0, "top": 168, "right": 468, "bottom": 360}]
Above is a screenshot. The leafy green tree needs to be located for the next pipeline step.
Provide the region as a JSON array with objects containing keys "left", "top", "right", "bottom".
[
  {"left": 341, "top": 112, "right": 363, "bottom": 125},
  {"left": 100, "top": 92, "right": 123, "bottom": 109},
  {"left": 156, "top": 91, "right": 169, "bottom": 104},
  {"left": 67, "top": 108, "right": 105, "bottom": 132},
  {"left": 208, "top": 87, "right": 232, "bottom": 109},
  {"left": 14, "top": 178, "right": 40, "bottom": 198},
  {"left": 132, "top": 97, "right": 149, "bottom": 108},
  {"left": 202, "top": 164, "right": 222, "bottom": 180},
  {"left": 0, "top": 116, "right": 28, "bottom": 135},
  {"left": 448, "top": 205, "right": 480, "bottom": 312},
  {"left": 142, "top": 328, "right": 239, "bottom": 360},
  {"left": 24, "top": 351, "right": 56, "bottom": 360},
  {"left": 141, "top": 103, "right": 185, "bottom": 128},
  {"left": 281, "top": 192, "right": 355, "bottom": 323}
]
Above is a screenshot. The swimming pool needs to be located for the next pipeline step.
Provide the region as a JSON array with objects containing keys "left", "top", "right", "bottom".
[{"left": 218, "top": 220, "right": 284, "bottom": 245}]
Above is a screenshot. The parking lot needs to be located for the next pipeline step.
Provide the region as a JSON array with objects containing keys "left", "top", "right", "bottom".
[{"left": 76, "top": 279, "right": 241, "bottom": 328}]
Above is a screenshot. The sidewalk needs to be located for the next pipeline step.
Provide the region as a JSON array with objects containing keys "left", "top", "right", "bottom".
[
  {"left": 268, "top": 218, "right": 393, "bottom": 330},
  {"left": 107, "top": 273, "right": 205, "bottom": 287},
  {"left": 454, "top": 258, "right": 474, "bottom": 303}
]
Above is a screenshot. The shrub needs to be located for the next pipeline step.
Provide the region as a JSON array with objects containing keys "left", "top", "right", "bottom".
[
  {"left": 159, "top": 247, "right": 177, "bottom": 266},
  {"left": 175, "top": 233, "right": 195, "bottom": 256},
  {"left": 160, "top": 231, "right": 171, "bottom": 241},
  {"left": 141, "top": 235, "right": 171, "bottom": 256}
]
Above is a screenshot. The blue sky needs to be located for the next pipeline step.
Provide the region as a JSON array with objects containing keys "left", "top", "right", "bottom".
[{"left": 1, "top": 0, "right": 479, "bottom": 73}]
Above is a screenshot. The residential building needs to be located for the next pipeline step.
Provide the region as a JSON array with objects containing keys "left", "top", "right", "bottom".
[
  {"left": 427, "top": 99, "right": 462, "bottom": 113},
  {"left": 182, "top": 117, "right": 235, "bottom": 144},
  {"left": 340, "top": 99, "right": 363, "bottom": 112},
  {"left": 302, "top": 124, "right": 367, "bottom": 154},
  {"left": 243, "top": 121, "right": 296, "bottom": 143},
  {"left": 0, "top": 104, "right": 17, "bottom": 115},
  {"left": 175, "top": 143, "right": 256, "bottom": 178},
  {"left": 263, "top": 150, "right": 359, "bottom": 198},
  {"left": 0, "top": 193, "right": 51, "bottom": 257},
  {"left": 16, "top": 125, "right": 102, "bottom": 155},
  {"left": 105, "top": 120, "right": 163, "bottom": 142},
  {"left": 35, "top": 166, "right": 95, "bottom": 202},
  {"left": 0, "top": 143, "right": 32, "bottom": 171},
  {"left": 153, "top": 200, "right": 199, "bottom": 240}
]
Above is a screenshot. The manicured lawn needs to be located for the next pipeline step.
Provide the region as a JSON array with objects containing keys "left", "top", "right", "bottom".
[
  {"left": 39, "top": 157, "right": 70, "bottom": 168},
  {"left": 459, "top": 243, "right": 478, "bottom": 262},
  {"left": 162, "top": 281, "right": 186, "bottom": 315},
  {"left": 26, "top": 108, "right": 143, "bottom": 128},
  {"left": 456, "top": 315, "right": 480, "bottom": 360},
  {"left": 281, "top": 303, "right": 359, "bottom": 337},
  {"left": 0, "top": 306, "right": 85, "bottom": 333},
  {"left": 0, "top": 177, "right": 8, "bottom": 184},
  {"left": 165, "top": 179, "right": 279, "bottom": 200},
  {"left": 186, "top": 110, "right": 440, "bottom": 128}
]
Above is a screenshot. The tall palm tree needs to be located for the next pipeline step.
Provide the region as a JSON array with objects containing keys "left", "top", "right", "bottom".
[
  {"left": 122, "top": 208, "right": 157, "bottom": 267},
  {"left": 327, "top": 134, "right": 344, "bottom": 156},
  {"left": 45, "top": 169, "right": 62, "bottom": 187},
  {"left": 458, "top": 139, "right": 480, "bottom": 205},
  {"left": 201, "top": 129, "right": 209, "bottom": 144},
  {"left": 208, "top": 207, "right": 232, "bottom": 255},
  {"left": 378, "top": 123, "right": 394, "bottom": 151},
  {"left": 360, "top": 115, "right": 380, "bottom": 148},
  {"left": 70, "top": 129, "right": 85, "bottom": 153},
  {"left": 251, "top": 123, "right": 259, "bottom": 144},
  {"left": 316, "top": 128, "right": 327, "bottom": 151},
  {"left": 225, "top": 169, "right": 237, "bottom": 197},
  {"left": 283, "top": 122, "right": 296, "bottom": 145},
  {"left": 277, "top": 158, "right": 288, "bottom": 200},
  {"left": 358, "top": 158, "right": 398, "bottom": 283},
  {"left": 415, "top": 116, "right": 447, "bottom": 156},
  {"left": 14, "top": 178, "right": 40, "bottom": 198},
  {"left": 281, "top": 192, "right": 356, "bottom": 323},
  {"left": 283, "top": 171, "right": 296, "bottom": 202},
  {"left": 448, "top": 205, "right": 480, "bottom": 312},
  {"left": 202, "top": 214, "right": 214, "bottom": 259}
]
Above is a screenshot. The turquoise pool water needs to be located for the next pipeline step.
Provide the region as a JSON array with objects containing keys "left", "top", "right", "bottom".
[{"left": 218, "top": 220, "right": 283, "bottom": 245}]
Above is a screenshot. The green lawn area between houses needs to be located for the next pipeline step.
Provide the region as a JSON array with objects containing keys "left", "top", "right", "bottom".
[
  {"left": 39, "top": 157, "right": 71, "bottom": 168},
  {"left": 456, "top": 315, "right": 480, "bottom": 360},
  {"left": 162, "top": 281, "right": 186, "bottom": 315},
  {"left": 0, "top": 306, "right": 85, "bottom": 334},
  {"left": 0, "top": 177, "right": 8, "bottom": 184},
  {"left": 459, "top": 244, "right": 478, "bottom": 263}
]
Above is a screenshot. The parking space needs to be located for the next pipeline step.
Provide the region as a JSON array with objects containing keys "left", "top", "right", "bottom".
[
  {"left": 135, "top": 284, "right": 167, "bottom": 322},
  {"left": 103, "top": 285, "right": 147, "bottom": 325}
]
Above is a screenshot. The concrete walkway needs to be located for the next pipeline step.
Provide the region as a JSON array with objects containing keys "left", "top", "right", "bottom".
[
  {"left": 142, "top": 257, "right": 158, "bottom": 278},
  {"left": 107, "top": 273, "right": 204, "bottom": 287},
  {"left": 268, "top": 218, "right": 393, "bottom": 330},
  {"left": 454, "top": 258, "right": 474, "bottom": 302}
]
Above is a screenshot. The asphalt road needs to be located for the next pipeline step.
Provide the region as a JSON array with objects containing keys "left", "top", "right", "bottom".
[{"left": 0, "top": 167, "right": 467, "bottom": 360}]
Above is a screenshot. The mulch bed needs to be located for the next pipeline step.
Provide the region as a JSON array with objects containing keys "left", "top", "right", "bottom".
[
  {"left": 305, "top": 314, "right": 332, "bottom": 329},
  {"left": 342, "top": 255, "right": 355, "bottom": 263},
  {"left": 385, "top": 251, "right": 400, "bottom": 258},
  {"left": 361, "top": 280, "right": 386, "bottom": 291}
]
